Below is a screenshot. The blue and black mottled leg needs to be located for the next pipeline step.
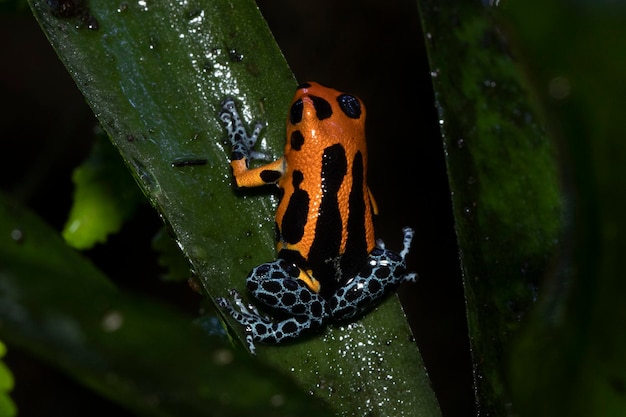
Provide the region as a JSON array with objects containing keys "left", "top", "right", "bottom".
[
  {"left": 219, "top": 98, "right": 285, "bottom": 188},
  {"left": 219, "top": 98, "right": 269, "bottom": 162},
  {"left": 216, "top": 259, "right": 328, "bottom": 354},
  {"left": 329, "top": 227, "right": 418, "bottom": 320}
]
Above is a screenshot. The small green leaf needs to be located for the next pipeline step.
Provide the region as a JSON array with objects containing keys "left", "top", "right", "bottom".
[
  {"left": 0, "top": 341, "right": 16, "bottom": 417},
  {"left": 0, "top": 362, "right": 13, "bottom": 392},
  {"left": 62, "top": 129, "right": 144, "bottom": 249},
  {"left": 0, "top": 341, "right": 14, "bottom": 392},
  {"left": 0, "top": 395, "right": 17, "bottom": 417}
]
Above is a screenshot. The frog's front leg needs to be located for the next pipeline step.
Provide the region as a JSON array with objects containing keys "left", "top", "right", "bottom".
[
  {"left": 219, "top": 98, "right": 285, "bottom": 188},
  {"left": 219, "top": 98, "right": 267, "bottom": 162},
  {"left": 217, "top": 259, "right": 328, "bottom": 354},
  {"left": 330, "top": 227, "right": 418, "bottom": 320}
]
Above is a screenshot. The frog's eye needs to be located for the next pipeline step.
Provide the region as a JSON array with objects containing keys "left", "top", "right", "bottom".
[
  {"left": 337, "top": 94, "right": 361, "bottom": 119},
  {"left": 290, "top": 98, "right": 304, "bottom": 124}
]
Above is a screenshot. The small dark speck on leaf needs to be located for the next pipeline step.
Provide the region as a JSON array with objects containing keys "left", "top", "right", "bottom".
[
  {"left": 48, "top": 0, "right": 99, "bottom": 31},
  {"left": 228, "top": 49, "right": 244, "bottom": 62},
  {"left": 47, "top": 0, "right": 84, "bottom": 17},
  {"left": 187, "top": 8, "right": 203, "bottom": 20},
  {"left": 84, "top": 14, "right": 99, "bottom": 30},
  {"left": 171, "top": 158, "right": 208, "bottom": 168}
]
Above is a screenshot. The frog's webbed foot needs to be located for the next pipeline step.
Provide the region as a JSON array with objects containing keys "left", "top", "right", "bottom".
[
  {"left": 217, "top": 287, "right": 324, "bottom": 354},
  {"left": 217, "top": 289, "right": 269, "bottom": 354},
  {"left": 219, "top": 98, "right": 267, "bottom": 163}
]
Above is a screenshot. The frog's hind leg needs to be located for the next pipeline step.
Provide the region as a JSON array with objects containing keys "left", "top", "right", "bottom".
[
  {"left": 216, "top": 259, "right": 328, "bottom": 353},
  {"left": 217, "top": 289, "right": 319, "bottom": 354},
  {"left": 329, "top": 227, "right": 418, "bottom": 321}
]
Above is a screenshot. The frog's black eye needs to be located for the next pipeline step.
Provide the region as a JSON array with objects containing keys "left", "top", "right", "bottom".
[
  {"left": 290, "top": 98, "right": 303, "bottom": 124},
  {"left": 337, "top": 94, "right": 361, "bottom": 119}
]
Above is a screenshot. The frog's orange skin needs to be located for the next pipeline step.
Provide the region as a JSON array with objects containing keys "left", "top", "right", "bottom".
[
  {"left": 229, "top": 82, "right": 377, "bottom": 295},
  {"left": 279, "top": 83, "right": 379, "bottom": 293},
  {"left": 216, "top": 82, "right": 416, "bottom": 353}
]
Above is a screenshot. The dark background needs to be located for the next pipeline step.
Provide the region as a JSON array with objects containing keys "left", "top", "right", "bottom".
[{"left": 0, "top": 1, "right": 472, "bottom": 415}]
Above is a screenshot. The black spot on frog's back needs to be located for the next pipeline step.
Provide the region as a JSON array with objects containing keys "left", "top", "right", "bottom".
[
  {"left": 280, "top": 170, "right": 309, "bottom": 244},
  {"left": 290, "top": 130, "right": 305, "bottom": 150},
  {"left": 340, "top": 151, "right": 368, "bottom": 279},
  {"left": 290, "top": 99, "right": 303, "bottom": 125},
  {"left": 309, "top": 95, "right": 332, "bottom": 120},
  {"left": 308, "top": 143, "right": 348, "bottom": 294}
]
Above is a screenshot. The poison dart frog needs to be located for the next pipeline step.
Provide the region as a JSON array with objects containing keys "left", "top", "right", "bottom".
[{"left": 216, "top": 82, "right": 417, "bottom": 354}]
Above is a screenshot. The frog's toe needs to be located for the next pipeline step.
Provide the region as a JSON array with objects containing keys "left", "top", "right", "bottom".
[
  {"left": 216, "top": 296, "right": 233, "bottom": 311},
  {"left": 400, "top": 227, "right": 415, "bottom": 259}
]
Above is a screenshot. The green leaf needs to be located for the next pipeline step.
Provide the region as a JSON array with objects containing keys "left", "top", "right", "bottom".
[
  {"left": 63, "top": 128, "right": 144, "bottom": 249},
  {"left": 0, "top": 191, "right": 330, "bottom": 416},
  {"left": 25, "top": 0, "right": 440, "bottom": 415},
  {"left": 501, "top": 1, "right": 626, "bottom": 416},
  {"left": 417, "top": 1, "right": 562, "bottom": 414},
  {"left": 0, "top": 340, "right": 16, "bottom": 417},
  {"left": 0, "top": 395, "right": 17, "bottom": 417},
  {"left": 0, "top": 354, "right": 13, "bottom": 391}
]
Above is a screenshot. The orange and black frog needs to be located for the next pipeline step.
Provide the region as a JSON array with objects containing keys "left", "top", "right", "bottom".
[{"left": 216, "top": 82, "right": 416, "bottom": 353}]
